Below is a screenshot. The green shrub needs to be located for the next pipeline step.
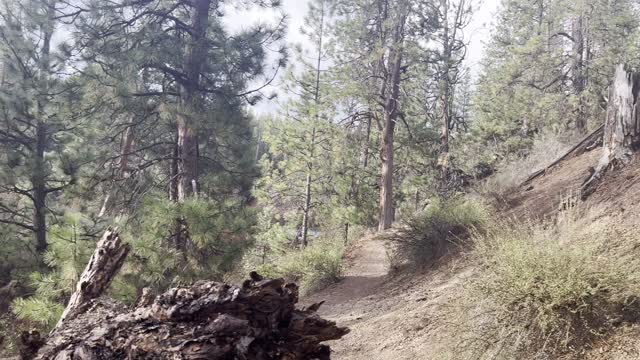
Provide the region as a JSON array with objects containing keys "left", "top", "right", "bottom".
[
  {"left": 251, "top": 238, "right": 345, "bottom": 294},
  {"left": 11, "top": 297, "right": 63, "bottom": 330},
  {"left": 386, "top": 197, "right": 488, "bottom": 268},
  {"left": 241, "top": 225, "right": 346, "bottom": 294},
  {"left": 0, "top": 315, "right": 18, "bottom": 356},
  {"left": 462, "top": 219, "right": 640, "bottom": 358},
  {"left": 114, "top": 195, "right": 256, "bottom": 301},
  {"left": 284, "top": 240, "right": 344, "bottom": 291},
  {"left": 10, "top": 213, "right": 96, "bottom": 331}
]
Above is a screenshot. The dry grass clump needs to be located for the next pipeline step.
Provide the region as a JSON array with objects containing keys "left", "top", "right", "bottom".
[
  {"left": 459, "top": 213, "right": 640, "bottom": 358},
  {"left": 385, "top": 198, "right": 488, "bottom": 269},
  {"left": 477, "top": 133, "right": 572, "bottom": 202}
]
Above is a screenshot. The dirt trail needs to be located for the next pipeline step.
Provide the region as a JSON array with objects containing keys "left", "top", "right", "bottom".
[
  {"left": 302, "top": 151, "right": 640, "bottom": 359},
  {"left": 306, "top": 234, "right": 389, "bottom": 316},
  {"left": 305, "top": 234, "right": 471, "bottom": 360}
]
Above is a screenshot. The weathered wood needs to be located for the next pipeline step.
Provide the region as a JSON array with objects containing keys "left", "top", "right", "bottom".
[
  {"left": 582, "top": 64, "right": 640, "bottom": 199},
  {"left": 521, "top": 124, "right": 604, "bottom": 186},
  {"left": 29, "top": 273, "right": 348, "bottom": 360},
  {"left": 19, "top": 228, "right": 347, "bottom": 359},
  {"left": 52, "top": 228, "right": 131, "bottom": 331}
]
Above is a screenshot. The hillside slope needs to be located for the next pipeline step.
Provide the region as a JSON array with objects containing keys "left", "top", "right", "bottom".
[{"left": 304, "top": 149, "right": 640, "bottom": 359}]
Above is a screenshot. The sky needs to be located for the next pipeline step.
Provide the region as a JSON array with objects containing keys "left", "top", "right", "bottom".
[{"left": 224, "top": 0, "right": 502, "bottom": 115}]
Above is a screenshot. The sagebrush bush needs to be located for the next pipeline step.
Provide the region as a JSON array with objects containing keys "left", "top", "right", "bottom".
[
  {"left": 278, "top": 240, "right": 344, "bottom": 291},
  {"left": 240, "top": 222, "right": 349, "bottom": 294},
  {"left": 462, "top": 218, "right": 640, "bottom": 358},
  {"left": 386, "top": 198, "right": 488, "bottom": 268}
]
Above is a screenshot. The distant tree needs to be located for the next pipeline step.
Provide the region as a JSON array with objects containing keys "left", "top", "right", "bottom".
[
  {"left": 472, "top": 0, "right": 640, "bottom": 163},
  {"left": 331, "top": 0, "right": 414, "bottom": 231},
  {"left": 431, "top": 0, "right": 472, "bottom": 188}
]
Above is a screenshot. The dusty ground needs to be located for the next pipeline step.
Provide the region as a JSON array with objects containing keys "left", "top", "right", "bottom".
[
  {"left": 303, "top": 146, "right": 640, "bottom": 360},
  {"left": 304, "top": 234, "right": 472, "bottom": 359},
  {"left": 507, "top": 147, "right": 640, "bottom": 225}
]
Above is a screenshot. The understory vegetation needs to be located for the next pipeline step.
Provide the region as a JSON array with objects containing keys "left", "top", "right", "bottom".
[
  {"left": 2, "top": 0, "right": 640, "bottom": 357},
  {"left": 240, "top": 224, "right": 365, "bottom": 294},
  {"left": 386, "top": 198, "right": 488, "bottom": 269},
  {"left": 458, "top": 211, "right": 640, "bottom": 358},
  {"left": 473, "top": 133, "right": 574, "bottom": 203},
  {"left": 387, "top": 197, "right": 640, "bottom": 358}
]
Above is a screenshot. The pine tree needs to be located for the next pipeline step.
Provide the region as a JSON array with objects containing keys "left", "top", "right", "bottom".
[
  {"left": 70, "top": 0, "right": 286, "bottom": 255},
  {"left": 0, "top": 0, "right": 87, "bottom": 260},
  {"left": 330, "top": 0, "right": 414, "bottom": 230},
  {"left": 431, "top": 0, "right": 472, "bottom": 189},
  {"left": 471, "top": 0, "right": 640, "bottom": 163}
]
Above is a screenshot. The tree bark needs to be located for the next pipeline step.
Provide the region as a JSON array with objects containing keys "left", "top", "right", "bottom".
[
  {"left": 174, "top": 0, "right": 212, "bottom": 202},
  {"left": 32, "top": 0, "right": 56, "bottom": 255},
  {"left": 438, "top": 0, "right": 452, "bottom": 185},
  {"left": 98, "top": 123, "right": 136, "bottom": 218},
  {"left": 53, "top": 228, "right": 131, "bottom": 331},
  {"left": 300, "top": 0, "right": 326, "bottom": 247},
  {"left": 20, "top": 230, "right": 347, "bottom": 359},
  {"left": 379, "top": 117, "right": 396, "bottom": 231},
  {"left": 170, "top": 129, "right": 179, "bottom": 201},
  {"left": 436, "top": 0, "right": 469, "bottom": 194},
  {"left": 301, "top": 169, "right": 313, "bottom": 247},
  {"left": 27, "top": 273, "right": 348, "bottom": 360},
  {"left": 378, "top": 2, "right": 407, "bottom": 231},
  {"left": 32, "top": 121, "right": 47, "bottom": 255},
  {"left": 572, "top": 15, "right": 587, "bottom": 133},
  {"left": 581, "top": 64, "right": 640, "bottom": 198}
]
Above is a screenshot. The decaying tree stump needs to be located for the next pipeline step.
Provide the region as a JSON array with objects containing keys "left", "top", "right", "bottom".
[
  {"left": 53, "top": 228, "right": 130, "bottom": 331},
  {"left": 20, "top": 229, "right": 348, "bottom": 359},
  {"left": 582, "top": 64, "right": 640, "bottom": 199},
  {"left": 29, "top": 275, "right": 347, "bottom": 359}
]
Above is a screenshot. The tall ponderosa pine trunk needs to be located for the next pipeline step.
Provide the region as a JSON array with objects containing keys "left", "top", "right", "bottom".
[
  {"left": 438, "top": 0, "right": 452, "bottom": 185},
  {"left": 169, "top": 0, "right": 211, "bottom": 253},
  {"left": 98, "top": 112, "right": 137, "bottom": 218},
  {"left": 572, "top": 14, "right": 587, "bottom": 133},
  {"left": 33, "top": 121, "right": 47, "bottom": 253},
  {"left": 174, "top": 0, "right": 211, "bottom": 202},
  {"left": 300, "top": 0, "right": 326, "bottom": 247},
  {"left": 437, "top": 0, "right": 468, "bottom": 192},
  {"left": 300, "top": 126, "right": 316, "bottom": 248},
  {"left": 33, "top": 1, "right": 56, "bottom": 254},
  {"left": 378, "top": 2, "right": 407, "bottom": 231},
  {"left": 582, "top": 64, "right": 640, "bottom": 198}
]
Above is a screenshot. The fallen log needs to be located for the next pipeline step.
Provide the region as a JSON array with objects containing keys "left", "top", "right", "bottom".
[
  {"left": 29, "top": 275, "right": 347, "bottom": 359},
  {"left": 520, "top": 124, "right": 604, "bottom": 186},
  {"left": 20, "top": 229, "right": 348, "bottom": 359}
]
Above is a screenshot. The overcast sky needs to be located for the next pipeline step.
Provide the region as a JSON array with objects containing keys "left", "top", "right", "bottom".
[{"left": 224, "top": 0, "right": 501, "bottom": 115}]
